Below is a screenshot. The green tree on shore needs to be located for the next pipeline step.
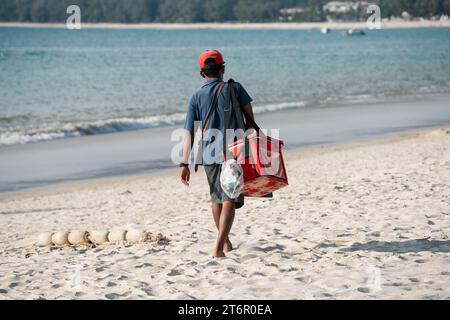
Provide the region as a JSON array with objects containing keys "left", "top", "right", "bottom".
[{"left": 233, "top": 0, "right": 282, "bottom": 22}]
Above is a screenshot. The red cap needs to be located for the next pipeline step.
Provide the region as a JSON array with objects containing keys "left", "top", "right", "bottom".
[{"left": 198, "top": 50, "right": 225, "bottom": 69}]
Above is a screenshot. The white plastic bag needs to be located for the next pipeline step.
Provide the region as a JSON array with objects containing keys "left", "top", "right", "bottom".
[{"left": 220, "top": 159, "right": 244, "bottom": 199}]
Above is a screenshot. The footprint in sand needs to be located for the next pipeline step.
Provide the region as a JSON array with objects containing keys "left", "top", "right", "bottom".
[
  {"left": 250, "top": 271, "right": 266, "bottom": 277},
  {"left": 261, "top": 244, "right": 286, "bottom": 253},
  {"left": 206, "top": 260, "right": 219, "bottom": 266},
  {"left": 167, "top": 269, "right": 181, "bottom": 276},
  {"left": 104, "top": 292, "right": 128, "bottom": 300},
  {"left": 414, "top": 259, "right": 427, "bottom": 264},
  {"left": 295, "top": 277, "right": 312, "bottom": 284},
  {"left": 96, "top": 273, "right": 115, "bottom": 281},
  {"left": 239, "top": 254, "right": 258, "bottom": 261},
  {"left": 357, "top": 287, "right": 370, "bottom": 293},
  {"left": 248, "top": 246, "right": 266, "bottom": 253},
  {"left": 135, "top": 262, "right": 152, "bottom": 269},
  {"left": 140, "top": 287, "right": 153, "bottom": 296},
  {"left": 265, "top": 262, "right": 279, "bottom": 268}
]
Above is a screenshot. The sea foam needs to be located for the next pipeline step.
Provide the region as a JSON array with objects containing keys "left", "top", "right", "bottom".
[{"left": 0, "top": 101, "right": 305, "bottom": 146}]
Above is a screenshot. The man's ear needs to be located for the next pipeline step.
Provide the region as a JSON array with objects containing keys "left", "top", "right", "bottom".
[{"left": 200, "top": 71, "right": 206, "bottom": 78}]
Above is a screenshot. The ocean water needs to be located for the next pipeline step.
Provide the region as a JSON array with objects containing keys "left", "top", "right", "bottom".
[{"left": 0, "top": 27, "right": 450, "bottom": 146}]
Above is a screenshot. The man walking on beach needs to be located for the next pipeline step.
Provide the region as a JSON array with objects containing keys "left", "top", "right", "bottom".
[{"left": 180, "top": 50, "right": 255, "bottom": 258}]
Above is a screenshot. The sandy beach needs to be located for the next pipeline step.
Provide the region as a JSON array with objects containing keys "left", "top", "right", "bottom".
[
  {"left": 0, "top": 126, "right": 449, "bottom": 300},
  {"left": 1, "top": 20, "right": 450, "bottom": 30}
]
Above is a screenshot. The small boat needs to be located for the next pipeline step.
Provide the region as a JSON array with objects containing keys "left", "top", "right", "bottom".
[
  {"left": 343, "top": 29, "right": 366, "bottom": 36},
  {"left": 321, "top": 27, "right": 330, "bottom": 34}
]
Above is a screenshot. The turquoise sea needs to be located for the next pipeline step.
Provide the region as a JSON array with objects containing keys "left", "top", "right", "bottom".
[{"left": 1, "top": 27, "right": 450, "bottom": 146}]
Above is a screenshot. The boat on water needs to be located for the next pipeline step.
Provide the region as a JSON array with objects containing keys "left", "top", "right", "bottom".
[
  {"left": 321, "top": 27, "right": 330, "bottom": 34},
  {"left": 343, "top": 29, "right": 366, "bottom": 36}
]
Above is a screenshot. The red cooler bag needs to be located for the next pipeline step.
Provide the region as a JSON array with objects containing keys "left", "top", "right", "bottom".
[{"left": 228, "top": 131, "right": 288, "bottom": 197}]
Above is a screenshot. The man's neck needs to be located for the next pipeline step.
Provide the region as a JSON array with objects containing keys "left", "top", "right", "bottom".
[{"left": 205, "top": 76, "right": 223, "bottom": 81}]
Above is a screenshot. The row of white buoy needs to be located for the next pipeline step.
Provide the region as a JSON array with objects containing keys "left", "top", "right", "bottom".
[{"left": 37, "top": 229, "right": 164, "bottom": 246}]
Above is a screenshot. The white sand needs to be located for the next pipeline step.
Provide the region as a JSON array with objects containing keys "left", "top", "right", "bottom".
[
  {"left": 0, "top": 127, "right": 449, "bottom": 299},
  {"left": 1, "top": 21, "right": 450, "bottom": 30}
]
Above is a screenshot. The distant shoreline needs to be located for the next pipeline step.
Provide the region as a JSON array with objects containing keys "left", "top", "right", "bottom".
[{"left": 1, "top": 20, "right": 450, "bottom": 30}]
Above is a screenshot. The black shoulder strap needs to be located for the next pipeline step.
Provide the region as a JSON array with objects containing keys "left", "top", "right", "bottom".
[
  {"left": 228, "top": 83, "right": 245, "bottom": 131},
  {"left": 228, "top": 81, "right": 260, "bottom": 131},
  {"left": 223, "top": 78, "right": 261, "bottom": 161},
  {"left": 227, "top": 79, "right": 260, "bottom": 131},
  {"left": 202, "top": 81, "right": 225, "bottom": 132}
]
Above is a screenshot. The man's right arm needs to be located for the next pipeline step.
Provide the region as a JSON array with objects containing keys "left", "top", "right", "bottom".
[
  {"left": 180, "top": 95, "right": 198, "bottom": 186},
  {"left": 181, "top": 130, "right": 194, "bottom": 165},
  {"left": 180, "top": 130, "right": 193, "bottom": 186},
  {"left": 235, "top": 82, "right": 255, "bottom": 130}
]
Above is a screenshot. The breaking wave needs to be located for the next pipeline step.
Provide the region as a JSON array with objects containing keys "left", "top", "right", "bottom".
[{"left": 0, "top": 101, "right": 305, "bottom": 147}]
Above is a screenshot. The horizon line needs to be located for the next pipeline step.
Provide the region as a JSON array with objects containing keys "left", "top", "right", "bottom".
[{"left": 1, "top": 20, "right": 450, "bottom": 30}]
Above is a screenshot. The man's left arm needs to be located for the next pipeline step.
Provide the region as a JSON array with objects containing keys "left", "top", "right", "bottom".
[
  {"left": 237, "top": 83, "right": 255, "bottom": 130},
  {"left": 242, "top": 103, "right": 255, "bottom": 130}
]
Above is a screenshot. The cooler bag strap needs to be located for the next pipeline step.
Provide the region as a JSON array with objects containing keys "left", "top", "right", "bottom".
[
  {"left": 227, "top": 79, "right": 249, "bottom": 162},
  {"left": 240, "top": 103, "right": 260, "bottom": 132},
  {"left": 223, "top": 80, "right": 233, "bottom": 162},
  {"left": 194, "top": 81, "right": 225, "bottom": 172},
  {"left": 227, "top": 79, "right": 260, "bottom": 132},
  {"left": 223, "top": 79, "right": 249, "bottom": 161},
  {"left": 227, "top": 79, "right": 246, "bottom": 130}
]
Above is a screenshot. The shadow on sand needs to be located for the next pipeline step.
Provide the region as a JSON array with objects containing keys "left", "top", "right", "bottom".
[{"left": 339, "top": 239, "right": 450, "bottom": 254}]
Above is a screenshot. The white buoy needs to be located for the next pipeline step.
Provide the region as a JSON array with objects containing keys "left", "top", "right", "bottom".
[
  {"left": 68, "top": 230, "right": 90, "bottom": 245},
  {"left": 52, "top": 231, "right": 69, "bottom": 246},
  {"left": 37, "top": 232, "right": 53, "bottom": 246},
  {"left": 88, "top": 230, "right": 109, "bottom": 245},
  {"left": 126, "top": 229, "right": 147, "bottom": 243},
  {"left": 108, "top": 230, "right": 126, "bottom": 243},
  {"left": 36, "top": 228, "right": 166, "bottom": 247}
]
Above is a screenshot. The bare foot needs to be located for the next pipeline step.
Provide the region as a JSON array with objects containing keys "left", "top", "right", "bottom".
[
  {"left": 224, "top": 239, "right": 233, "bottom": 252},
  {"left": 211, "top": 250, "right": 226, "bottom": 258}
]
